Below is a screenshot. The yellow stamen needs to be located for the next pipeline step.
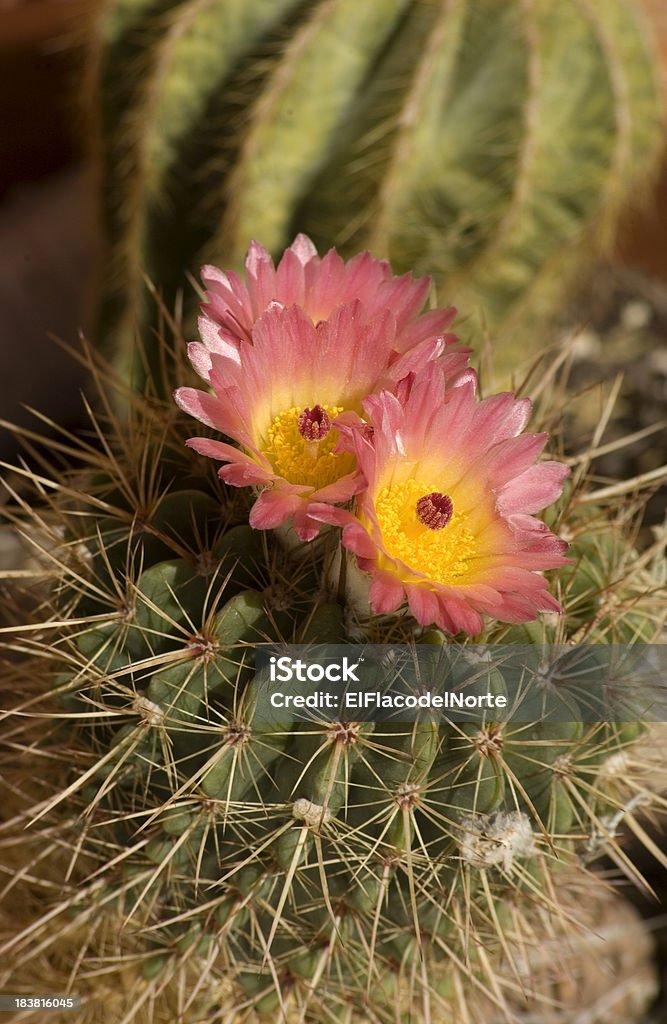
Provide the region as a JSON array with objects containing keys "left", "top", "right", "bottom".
[
  {"left": 373, "top": 478, "right": 477, "bottom": 582},
  {"left": 262, "top": 405, "right": 354, "bottom": 488}
]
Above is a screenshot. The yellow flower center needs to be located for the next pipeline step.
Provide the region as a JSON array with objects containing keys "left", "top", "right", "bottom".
[
  {"left": 373, "top": 478, "right": 477, "bottom": 582},
  {"left": 261, "top": 404, "right": 355, "bottom": 489}
]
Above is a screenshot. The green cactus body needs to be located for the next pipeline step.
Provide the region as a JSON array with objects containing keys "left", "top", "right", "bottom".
[
  {"left": 95, "top": 0, "right": 663, "bottom": 385},
  {"left": 2, "top": 360, "right": 663, "bottom": 1022},
  {"left": 556, "top": 505, "right": 661, "bottom": 642},
  {"left": 97, "top": 0, "right": 305, "bottom": 380},
  {"left": 219, "top": 0, "right": 410, "bottom": 261}
]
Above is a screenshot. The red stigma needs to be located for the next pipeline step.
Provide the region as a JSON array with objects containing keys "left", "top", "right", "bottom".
[
  {"left": 416, "top": 492, "right": 454, "bottom": 530},
  {"left": 298, "top": 405, "right": 332, "bottom": 441}
]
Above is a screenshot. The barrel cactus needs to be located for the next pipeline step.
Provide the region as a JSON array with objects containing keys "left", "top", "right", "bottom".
[
  {"left": 93, "top": 0, "right": 664, "bottom": 385},
  {"left": 1, "top": 238, "right": 664, "bottom": 1022}
]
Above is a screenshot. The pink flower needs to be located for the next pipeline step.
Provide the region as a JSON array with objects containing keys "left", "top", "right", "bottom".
[
  {"left": 198, "top": 233, "right": 457, "bottom": 353},
  {"left": 175, "top": 238, "right": 470, "bottom": 541},
  {"left": 310, "top": 365, "right": 570, "bottom": 634}
]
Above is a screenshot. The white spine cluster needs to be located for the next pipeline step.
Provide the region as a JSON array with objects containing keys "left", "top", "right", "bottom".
[
  {"left": 459, "top": 811, "right": 535, "bottom": 871},
  {"left": 598, "top": 750, "right": 630, "bottom": 782},
  {"left": 292, "top": 798, "right": 332, "bottom": 829},
  {"left": 132, "top": 695, "right": 165, "bottom": 727}
]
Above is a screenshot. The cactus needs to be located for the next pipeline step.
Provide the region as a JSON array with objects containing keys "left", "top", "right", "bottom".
[
  {"left": 93, "top": 0, "right": 664, "bottom": 385},
  {"left": 1, "top": 298, "right": 664, "bottom": 1023}
]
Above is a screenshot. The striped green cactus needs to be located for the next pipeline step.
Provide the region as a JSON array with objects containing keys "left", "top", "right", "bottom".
[{"left": 94, "top": 0, "right": 663, "bottom": 385}]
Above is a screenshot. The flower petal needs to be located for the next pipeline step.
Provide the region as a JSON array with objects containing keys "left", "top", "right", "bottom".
[
  {"left": 249, "top": 489, "right": 302, "bottom": 530},
  {"left": 369, "top": 574, "right": 405, "bottom": 614},
  {"left": 497, "top": 462, "right": 571, "bottom": 515}
]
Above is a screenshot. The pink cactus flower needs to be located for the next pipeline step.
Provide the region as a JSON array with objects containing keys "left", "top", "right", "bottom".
[
  {"left": 197, "top": 233, "right": 458, "bottom": 353},
  {"left": 310, "top": 365, "right": 571, "bottom": 634},
  {"left": 175, "top": 237, "right": 470, "bottom": 540}
]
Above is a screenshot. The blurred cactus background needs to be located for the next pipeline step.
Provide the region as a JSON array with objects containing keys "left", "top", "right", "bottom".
[
  {"left": 94, "top": 0, "right": 665, "bottom": 382},
  {"left": 1, "top": 1, "right": 667, "bottom": 1022}
]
